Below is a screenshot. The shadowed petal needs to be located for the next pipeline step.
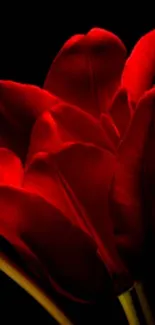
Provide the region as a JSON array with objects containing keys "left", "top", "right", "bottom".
[
  {"left": 44, "top": 28, "right": 126, "bottom": 116},
  {"left": 0, "top": 81, "right": 60, "bottom": 161},
  {"left": 27, "top": 102, "right": 116, "bottom": 163},
  {"left": 0, "top": 80, "right": 59, "bottom": 130},
  {"left": 101, "top": 113, "right": 120, "bottom": 147},
  {"left": 27, "top": 111, "right": 62, "bottom": 163},
  {"left": 110, "top": 88, "right": 133, "bottom": 138},
  {"left": 0, "top": 186, "right": 110, "bottom": 301},
  {"left": 111, "top": 89, "right": 155, "bottom": 259}
]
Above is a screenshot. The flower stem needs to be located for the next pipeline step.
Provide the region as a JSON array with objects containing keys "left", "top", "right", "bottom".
[
  {"left": 134, "top": 282, "right": 154, "bottom": 325},
  {"left": 118, "top": 288, "right": 140, "bottom": 325},
  {"left": 0, "top": 252, "right": 73, "bottom": 325}
]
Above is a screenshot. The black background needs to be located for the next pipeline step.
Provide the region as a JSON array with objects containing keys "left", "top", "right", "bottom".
[
  {"left": 1, "top": 7, "right": 155, "bottom": 324},
  {"left": 0, "top": 6, "right": 155, "bottom": 87}
]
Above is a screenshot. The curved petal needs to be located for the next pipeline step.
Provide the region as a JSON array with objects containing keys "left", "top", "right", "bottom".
[
  {"left": 44, "top": 28, "right": 127, "bottom": 116},
  {"left": 0, "top": 80, "right": 59, "bottom": 129},
  {"left": 50, "top": 103, "right": 115, "bottom": 151},
  {"left": 101, "top": 113, "right": 120, "bottom": 147},
  {"left": 0, "top": 186, "right": 110, "bottom": 301},
  {"left": 140, "top": 92, "right": 155, "bottom": 231},
  {"left": 27, "top": 102, "right": 116, "bottom": 162},
  {"left": 122, "top": 30, "right": 155, "bottom": 104},
  {"left": 24, "top": 150, "right": 89, "bottom": 235},
  {"left": 27, "top": 111, "right": 62, "bottom": 163},
  {"left": 25, "top": 142, "right": 129, "bottom": 281},
  {"left": 0, "top": 81, "right": 59, "bottom": 160},
  {"left": 110, "top": 89, "right": 155, "bottom": 260},
  {"left": 0, "top": 148, "right": 23, "bottom": 186},
  {"left": 110, "top": 88, "right": 133, "bottom": 138}
]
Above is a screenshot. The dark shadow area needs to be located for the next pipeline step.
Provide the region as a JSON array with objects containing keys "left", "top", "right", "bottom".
[
  {"left": 1, "top": 271, "right": 128, "bottom": 325},
  {"left": 1, "top": 271, "right": 58, "bottom": 324},
  {"left": 0, "top": 8, "right": 154, "bottom": 86},
  {"left": 1, "top": 238, "right": 128, "bottom": 324}
]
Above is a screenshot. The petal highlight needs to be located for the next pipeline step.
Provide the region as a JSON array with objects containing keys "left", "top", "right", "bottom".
[{"left": 122, "top": 30, "right": 155, "bottom": 104}]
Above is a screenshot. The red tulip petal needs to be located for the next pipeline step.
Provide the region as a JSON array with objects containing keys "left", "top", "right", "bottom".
[
  {"left": 27, "top": 111, "right": 62, "bottom": 163},
  {"left": 0, "top": 114, "right": 16, "bottom": 149},
  {"left": 24, "top": 150, "right": 89, "bottom": 235},
  {"left": 50, "top": 143, "right": 128, "bottom": 276},
  {"left": 0, "top": 81, "right": 60, "bottom": 160},
  {"left": 50, "top": 102, "right": 116, "bottom": 151},
  {"left": 24, "top": 142, "right": 125, "bottom": 276},
  {"left": 0, "top": 186, "right": 109, "bottom": 301},
  {"left": 101, "top": 113, "right": 120, "bottom": 146},
  {"left": 53, "top": 143, "right": 131, "bottom": 289},
  {"left": 0, "top": 113, "right": 35, "bottom": 163},
  {"left": 142, "top": 120, "right": 155, "bottom": 190},
  {"left": 139, "top": 91, "right": 155, "bottom": 231},
  {"left": 0, "top": 80, "right": 59, "bottom": 130},
  {"left": 110, "top": 88, "right": 133, "bottom": 137},
  {"left": 28, "top": 102, "right": 116, "bottom": 161},
  {"left": 118, "top": 89, "right": 155, "bottom": 158},
  {"left": 122, "top": 30, "right": 155, "bottom": 104},
  {"left": 44, "top": 28, "right": 126, "bottom": 116},
  {"left": 111, "top": 89, "right": 155, "bottom": 256},
  {"left": 0, "top": 149, "right": 23, "bottom": 186}
]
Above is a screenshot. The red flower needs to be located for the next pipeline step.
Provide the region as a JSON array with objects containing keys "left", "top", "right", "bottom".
[
  {"left": 123, "top": 31, "right": 155, "bottom": 255},
  {"left": 1, "top": 28, "right": 154, "bottom": 302},
  {"left": 44, "top": 28, "right": 147, "bottom": 280},
  {"left": 0, "top": 81, "right": 111, "bottom": 302}
]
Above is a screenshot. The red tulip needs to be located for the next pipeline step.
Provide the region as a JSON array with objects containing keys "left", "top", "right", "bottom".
[
  {"left": 1, "top": 28, "right": 154, "bottom": 306},
  {"left": 43, "top": 27, "right": 147, "bottom": 280},
  {"left": 120, "top": 30, "right": 155, "bottom": 258}
]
